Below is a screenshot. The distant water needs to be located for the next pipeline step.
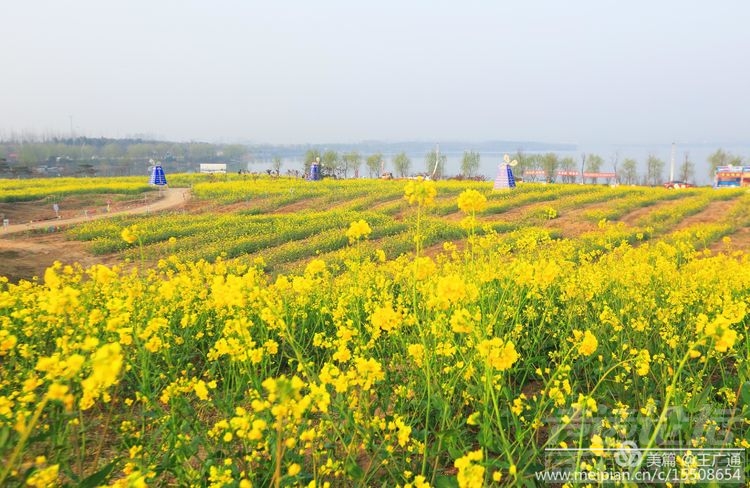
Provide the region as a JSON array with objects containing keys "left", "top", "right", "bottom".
[{"left": 249, "top": 143, "right": 750, "bottom": 186}]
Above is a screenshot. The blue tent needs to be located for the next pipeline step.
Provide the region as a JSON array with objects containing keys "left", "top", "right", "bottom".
[{"left": 149, "top": 164, "right": 167, "bottom": 186}]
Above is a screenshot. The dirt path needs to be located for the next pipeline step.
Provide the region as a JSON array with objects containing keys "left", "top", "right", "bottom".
[
  {"left": 0, "top": 187, "right": 190, "bottom": 236},
  {"left": 618, "top": 199, "right": 679, "bottom": 227},
  {"left": 544, "top": 202, "right": 607, "bottom": 237},
  {"left": 0, "top": 188, "right": 190, "bottom": 283},
  {"left": 712, "top": 226, "right": 750, "bottom": 253},
  {"left": 670, "top": 198, "right": 737, "bottom": 232}
]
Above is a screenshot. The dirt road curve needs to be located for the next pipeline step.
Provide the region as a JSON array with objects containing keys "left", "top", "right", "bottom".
[{"left": 0, "top": 188, "right": 191, "bottom": 236}]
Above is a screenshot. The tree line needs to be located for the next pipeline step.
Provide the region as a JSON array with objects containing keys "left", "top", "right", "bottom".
[
  {"left": 505, "top": 148, "right": 745, "bottom": 186},
  {"left": 0, "top": 138, "right": 250, "bottom": 177},
  {"left": 1, "top": 137, "right": 744, "bottom": 184},
  {"left": 299, "top": 148, "right": 481, "bottom": 180}
]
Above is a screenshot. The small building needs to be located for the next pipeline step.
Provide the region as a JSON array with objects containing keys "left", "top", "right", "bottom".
[
  {"left": 200, "top": 163, "right": 227, "bottom": 174},
  {"left": 714, "top": 165, "right": 750, "bottom": 188}
]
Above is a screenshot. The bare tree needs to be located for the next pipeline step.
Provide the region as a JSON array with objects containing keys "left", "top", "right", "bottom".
[{"left": 679, "top": 153, "right": 694, "bottom": 183}]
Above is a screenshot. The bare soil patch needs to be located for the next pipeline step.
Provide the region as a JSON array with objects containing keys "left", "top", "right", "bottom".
[
  {"left": 670, "top": 198, "right": 737, "bottom": 232},
  {"left": 544, "top": 203, "right": 608, "bottom": 237},
  {"left": 1, "top": 189, "right": 191, "bottom": 283},
  {"left": 274, "top": 198, "right": 326, "bottom": 214},
  {"left": 617, "top": 198, "right": 686, "bottom": 227},
  {"left": 712, "top": 226, "right": 750, "bottom": 253},
  {"left": 0, "top": 233, "right": 121, "bottom": 283}
]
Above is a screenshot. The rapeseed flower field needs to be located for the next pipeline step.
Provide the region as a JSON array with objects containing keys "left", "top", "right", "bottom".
[{"left": 0, "top": 175, "right": 748, "bottom": 486}]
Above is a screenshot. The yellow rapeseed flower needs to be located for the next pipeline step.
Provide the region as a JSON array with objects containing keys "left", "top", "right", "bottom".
[
  {"left": 370, "top": 305, "right": 401, "bottom": 332},
  {"left": 407, "top": 344, "right": 425, "bottom": 367},
  {"left": 403, "top": 177, "right": 437, "bottom": 207},
  {"left": 25, "top": 464, "right": 60, "bottom": 488},
  {"left": 574, "top": 330, "right": 598, "bottom": 356},
  {"left": 477, "top": 338, "right": 519, "bottom": 371},
  {"left": 634, "top": 349, "right": 651, "bottom": 376},
  {"left": 590, "top": 434, "right": 605, "bottom": 456},
  {"left": 305, "top": 258, "right": 326, "bottom": 275},
  {"left": 288, "top": 463, "right": 302, "bottom": 477},
  {"left": 346, "top": 219, "right": 372, "bottom": 244},
  {"left": 193, "top": 380, "right": 210, "bottom": 401},
  {"left": 121, "top": 225, "right": 139, "bottom": 244},
  {"left": 454, "top": 449, "right": 484, "bottom": 488},
  {"left": 457, "top": 189, "right": 487, "bottom": 214}
]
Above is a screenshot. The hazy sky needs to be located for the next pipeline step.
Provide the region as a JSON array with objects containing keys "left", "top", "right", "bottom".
[{"left": 3, "top": 1, "right": 749, "bottom": 146}]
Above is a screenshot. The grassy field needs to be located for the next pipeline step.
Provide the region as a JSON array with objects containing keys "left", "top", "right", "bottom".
[{"left": 0, "top": 175, "right": 748, "bottom": 487}]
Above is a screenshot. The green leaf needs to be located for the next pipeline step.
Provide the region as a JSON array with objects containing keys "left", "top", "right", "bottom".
[
  {"left": 434, "top": 475, "right": 459, "bottom": 488},
  {"left": 0, "top": 426, "right": 10, "bottom": 449},
  {"left": 344, "top": 458, "right": 364, "bottom": 480},
  {"left": 78, "top": 459, "right": 119, "bottom": 488},
  {"left": 740, "top": 381, "right": 750, "bottom": 405}
]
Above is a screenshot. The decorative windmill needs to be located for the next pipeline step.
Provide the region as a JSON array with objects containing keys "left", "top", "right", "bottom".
[
  {"left": 308, "top": 157, "right": 322, "bottom": 181},
  {"left": 493, "top": 154, "right": 517, "bottom": 190},
  {"left": 149, "top": 159, "right": 168, "bottom": 190}
]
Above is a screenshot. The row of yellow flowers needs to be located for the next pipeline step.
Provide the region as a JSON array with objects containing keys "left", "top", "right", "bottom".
[
  {"left": 1, "top": 177, "right": 747, "bottom": 486},
  {"left": 0, "top": 177, "right": 152, "bottom": 203}
]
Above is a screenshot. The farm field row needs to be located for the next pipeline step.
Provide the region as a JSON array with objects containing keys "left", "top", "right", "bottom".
[
  {"left": 56, "top": 176, "right": 750, "bottom": 276},
  {"left": 0, "top": 175, "right": 748, "bottom": 487}
]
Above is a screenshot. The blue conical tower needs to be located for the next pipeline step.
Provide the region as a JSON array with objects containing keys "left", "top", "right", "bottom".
[{"left": 149, "top": 164, "right": 167, "bottom": 186}]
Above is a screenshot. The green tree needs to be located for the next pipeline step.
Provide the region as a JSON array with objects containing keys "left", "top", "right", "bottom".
[
  {"left": 512, "top": 149, "right": 532, "bottom": 176},
  {"left": 304, "top": 149, "right": 321, "bottom": 173},
  {"left": 584, "top": 154, "right": 604, "bottom": 183},
  {"left": 19, "top": 143, "right": 52, "bottom": 165},
  {"left": 460, "top": 150, "right": 480, "bottom": 177},
  {"left": 342, "top": 151, "right": 362, "bottom": 178},
  {"left": 223, "top": 144, "right": 247, "bottom": 162},
  {"left": 186, "top": 143, "right": 216, "bottom": 162},
  {"left": 393, "top": 152, "right": 411, "bottom": 177},
  {"left": 102, "top": 143, "right": 125, "bottom": 162},
  {"left": 707, "top": 148, "right": 743, "bottom": 176},
  {"left": 424, "top": 149, "right": 447, "bottom": 179},
  {"left": 79, "top": 144, "right": 95, "bottom": 162},
  {"left": 321, "top": 150, "right": 339, "bottom": 177},
  {"left": 646, "top": 154, "right": 665, "bottom": 186},
  {"left": 621, "top": 158, "right": 638, "bottom": 185},
  {"left": 366, "top": 153, "right": 383, "bottom": 178},
  {"left": 127, "top": 143, "right": 154, "bottom": 160},
  {"left": 559, "top": 156, "right": 577, "bottom": 183},
  {"left": 539, "top": 153, "right": 559, "bottom": 183}
]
